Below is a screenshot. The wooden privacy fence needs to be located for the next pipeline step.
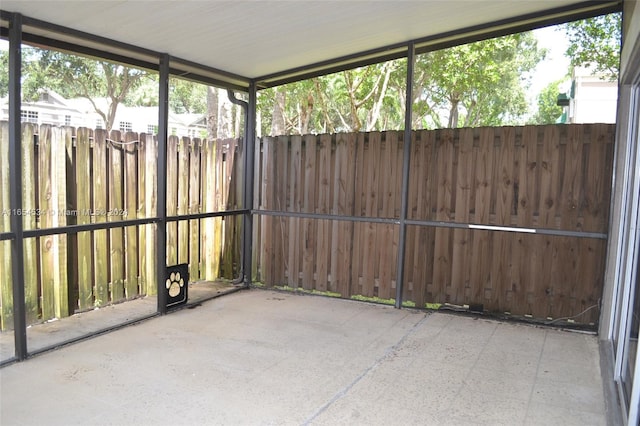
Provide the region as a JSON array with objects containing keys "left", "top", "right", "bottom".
[
  {"left": 0, "top": 122, "right": 616, "bottom": 330},
  {"left": 0, "top": 122, "right": 242, "bottom": 330},
  {"left": 255, "top": 124, "right": 615, "bottom": 324}
]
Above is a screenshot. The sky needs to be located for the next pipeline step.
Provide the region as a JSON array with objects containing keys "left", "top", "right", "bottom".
[{"left": 530, "top": 25, "right": 572, "bottom": 99}]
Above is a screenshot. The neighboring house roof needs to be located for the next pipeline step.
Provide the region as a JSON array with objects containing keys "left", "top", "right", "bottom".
[{"left": 36, "top": 89, "right": 71, "bottom": 107}]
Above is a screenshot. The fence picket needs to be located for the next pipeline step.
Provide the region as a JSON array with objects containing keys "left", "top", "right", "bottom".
[
  {"left": 288, "top": 135, "right": 302, "bottom": 287},
  {"left": 222, "top": 139, "right": 240, "bottom": 278},
  {"left": 451, "top": 128, "right": 473, "bottom": 301},
  {"left": 0, "top": 122, "right": 12, "bottom": 329},
  {"left": 350, "top": 134, "right": 365, "bottom": 296},
  {"left": 273, "top": 136, "right": 288, "bottom": 285},
  {"left": 74, "top": 128, "right": 93, "bottom": 309},
  {"left": 212, "top": 140, "right": 224, "bottom": 277},
  {"left": 432, "top": 130, "right": 455, "bottom": 301},
  {"left": 123, "top": 132, "right": 139, "bottom": 299},
  {"left": 302, "top": 135, "right": 317, "bottom": 290},
  {"left": 38, "top": 126, "right": 69, "bottom": 318},
  {"left": 143, "top": 133, "right": 157, "bottom": 296},
  {"left": 92, "top": 129, "right": 109, "bottom": 305},
  {"left": 538, "top": 125, "right": 559, "bottom": 228},
  {"left": 583, "top": 124, "right": 613, "bottom": 232},
  {"left": 177, "top": 137, "right": 190, "bottom": 266},
  {"left": 560, "top": 125, "right": 584, "bottom": 230},
  {"left": 188, "top": 138, "right": 202, "bottom": 280},
  {"left": 166, "top": 135, "right": 179, "bottom": 266},
  {"left": 202, "top": 139, "right": 218, "bottom": 280},
  {"left": 469, "top": 128, "right": 493, "bottom": 304},
  {"left": 108, "top": 130, "right": 125, "bottom": 302},
  {"left": 315, "top": 134, "right": 331, "bottom": 291},
  {"left": 377, "top": 132, "right": 396, "bottom": 300},
  {"left": 361, "top": 133, "right": 380, "bottom": 297}
]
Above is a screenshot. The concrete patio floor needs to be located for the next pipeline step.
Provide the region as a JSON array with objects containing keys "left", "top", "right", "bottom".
[
  {"left": 0, "top": 289, "right": 608, "bottom": 425},
  {"left": 0, "top": 280, "right": 241, "bottom": 361}
]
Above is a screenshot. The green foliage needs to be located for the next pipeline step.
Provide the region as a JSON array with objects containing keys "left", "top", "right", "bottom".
[
  {"left": 6, "top": 14, "right": 618, "bottom": 134},
  {"left": 168, "top": 78, "right": 207, "bottom": 114},
  {"left": 415, "top": 32, "right": 545, "bottom": 129},
  {"left": 530, "top": 79, "right": 566, "bottom": 124},
  {"left": 563, "top": 12, "right": 621, "bottom": 80},
  {"left": 258, "top": 32, "right": 545, "bottom": 133},
  {"left": 258, "top": 60, "right": 406, "bottom": 136},
  {"left": 0, "top": 50, "right": 7, "bottom": 98},
  {"left": 124, "top": 76, "right": 159, "bottom": 108},
  {"left": 19, "top": 47, "right": 149, "bottom": 131}
]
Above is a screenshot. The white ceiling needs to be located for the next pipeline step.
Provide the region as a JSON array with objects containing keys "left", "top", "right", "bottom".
[{"left": 0, "top": 1, "right": 613, "bottom": 84}]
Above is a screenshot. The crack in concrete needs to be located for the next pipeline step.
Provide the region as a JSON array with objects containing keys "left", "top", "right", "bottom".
[{"left": 301, "top": 312, "right": 431, "bottom": 425}]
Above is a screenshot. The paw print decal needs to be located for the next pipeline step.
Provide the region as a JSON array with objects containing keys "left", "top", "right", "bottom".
[
  {"left": 166, "top": 271, "right": 184, "bottom": 297},
  {"left": 165, "top": 263, "right": 189, "bottom": 308}
]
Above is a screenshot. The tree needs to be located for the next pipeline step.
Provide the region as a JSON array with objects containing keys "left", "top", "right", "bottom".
[
  {"left": 204, "top": 86, "right": 236, "bottom": 140},
  {"left": 20, "top": 47, "right": 148, "bottom": 132},
  {"left": 0, "top": 50, "right": 8, "bottom": 98},
  {"left": 169, "top": 78, "right": 207, "bottom": 114},
  {"left": 257, "top": 61, "right": 405, "bottom": 135},
  {"left": 530, "top": 79, "right": 566, "bottom": 124},
  {"left": 257, "top": 32, "right": 545, "bottom": 133},
  {"left": 271, "top": 87, "right": 286, "bottom": 136},
  {"left": 414, "top": 32, "right": 545, "bottom": 129},
  {"left": 563, "top": 12, "right": 621, "bottom": 80}
]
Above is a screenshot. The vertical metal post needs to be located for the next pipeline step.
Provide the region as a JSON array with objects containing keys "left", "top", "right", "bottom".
[
  {"left": 395, "top": 43, "right": 415, "bottom": 309},
  {"left": 243, "top": 82, "right": 257, "bottom": 286},
  {"left": 8, "top": 13, "right": 28, "bottom": 360},
  {"left": 156, "top": 54, "right": 169, "bottom": 314}
]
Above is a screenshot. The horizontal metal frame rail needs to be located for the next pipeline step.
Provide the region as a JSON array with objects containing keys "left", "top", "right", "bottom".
[
  {"left": 0, "top": 210, "right": 248, "bottom": 239},
  {"left": 165, "top": 209, "right": 248, "bottom": 223},
  {"left": 255, "top": 209, "right": 399, "bottom": 225},
  {"left": 255, "top": 209, "right": 608, "bottom": 239}
]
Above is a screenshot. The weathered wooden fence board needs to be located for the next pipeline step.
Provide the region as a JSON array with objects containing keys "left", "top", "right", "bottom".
[
  {"left": 108, "top": 130, "right": 125, "bottom": 302},
  {"left": 22, "top": 124, "right": 39, "bottom": 323},
  {"left": 41, "top": 126, "right": 70, "bottom": 319},
  {"left": 124, "top": 131, "right": 139, "bottom": 298},
  {"left": 0, "top": 122, "right": 12, "bottom": 329},
  {"left": 92, "top": 129, "right": 109, "bottom": 306},
  {"left": 143, "top": 133, "right": 157, "bottom": 296},
  {"left": 188, "top": 138, "right": 202, "bottom": 281},
  {"left": 75, "top": 128, "right": 93, "bottom": 310},
  {"left": 287, "top": 135, "right": 302, "bottom": 288},
  {"left": 166, "top": 134, "right": 179, "bottom": 266},
  {"left": 177, "top": 137, "right": 189, "bottom": 266}
]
